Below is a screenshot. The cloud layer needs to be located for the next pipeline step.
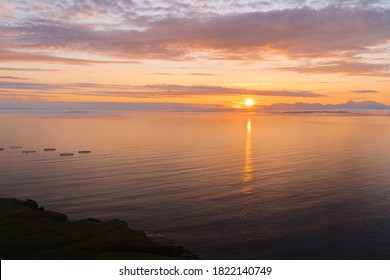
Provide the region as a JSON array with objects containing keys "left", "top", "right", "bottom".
[
  {"left": 0, "top": 81, "right": 325, "bottom": 98},
  {"left": 1, "top": 0, "right": 390, "bottom": 106},
  {"left": 351, "top": 89, "right": 379, "bottom": 93},
  {"left": 0, "top": 2, "right": 389, "bottom": 59},
  {"left": 3, "top": 7, "right": 390, "bottom": 61}
]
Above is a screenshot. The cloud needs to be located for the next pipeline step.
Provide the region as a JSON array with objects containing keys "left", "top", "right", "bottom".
[
  {"left": 0, "top": 76, "right": 28, "bottom": 80},
  {"left": 3, "top": 7, "right": 390, "bottom": 61},
  {"left": 152, "top": 72, "right": 220, "bottom": 76},
  {"left": 0, "top": 50, "right": 139, "bottom": 65},
  {"left": 279, "top": 61, "right": 390, "bottom": 77},
  {"left": 0, "top": 81, "right": 325, "bottom": 98},
  {"left": 8, "top": 1, "right": 389, "bottom": 22},
  {"left": 351, "top": 89, "right": 379, "bottom": 93},
  {"left": 0, "top": 67, "right": 60, "bottom": 72},
  {"left": 0, "top": 2, "right": 14, "bottom": 18},
  {"left": 138, "top": 84, "right": 325, "bottom": 97},
  {"left": 0, "top": 81, "right": 62, "bottom": 90},
  {"left": 0, "top": 101, "right": 223, "bottom": 112},
  {"left": 189, "top": 73, "right": 220, "bottom": 76},
  {"left": 1, "top": 2, "right": 389, "bottom": 79}
]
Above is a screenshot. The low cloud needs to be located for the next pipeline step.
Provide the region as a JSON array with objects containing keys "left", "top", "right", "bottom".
[
  {"left": 351, "top": 89, "right": 379, "bottom": 93},
  {"left": 137, "top": 84, "right": 325, "bottom": 97},
  {"left": 189, "top": 73, "right": 220, "bottom": 76},
  {"left": 152, "top": 72, "right": 220, "bottom": 76},
  {"left": 0, "top": 101, "right": 223, "bottom": 113},
  {"left": 0, "top": 50, "right": 139, "bottom": 65},
  {"left": 0, "top": 76, "right": 28, "bottom": 80},
  {"left": 0, "top": 81, "right": 326, "bottom": 98},
  {"left": 0, "top": 81, "right": 63, "bottom": 90},
  {"left": 0, "top": 67, "right": 60, "bottom": 72}
]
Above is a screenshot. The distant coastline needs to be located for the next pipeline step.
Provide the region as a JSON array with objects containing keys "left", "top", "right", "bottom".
[
  {"left": 1, "top": 100, "right": 390, "bottom": 114},
  {"left": 0, "top": 198, "right": 199, "bottom": 260}
]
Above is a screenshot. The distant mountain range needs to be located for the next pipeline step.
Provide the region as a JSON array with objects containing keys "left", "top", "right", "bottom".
[
  {"left": 259, "top": 100, "right": 390, "bottom": 112},
  {"left": 1, "top": 100, "right": 390, "bottom": 113}
]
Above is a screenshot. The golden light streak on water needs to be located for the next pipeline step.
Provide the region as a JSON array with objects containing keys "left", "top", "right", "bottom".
[{"left": 242, "top": 118, "right": 253, "bottom": 193}]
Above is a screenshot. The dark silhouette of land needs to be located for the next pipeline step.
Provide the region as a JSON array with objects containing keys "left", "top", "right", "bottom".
[{"left": 0, "top": 198, "right": 198, "bottom": 260}]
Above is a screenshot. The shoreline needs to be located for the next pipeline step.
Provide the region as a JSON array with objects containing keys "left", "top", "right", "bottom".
[{"left": 0, "top": 198, "right": 199, "bottom": 260}]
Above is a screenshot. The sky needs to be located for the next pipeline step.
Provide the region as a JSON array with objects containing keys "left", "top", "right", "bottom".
[{"left": 1, "top": 0, "right": 390, "bottom": 110}]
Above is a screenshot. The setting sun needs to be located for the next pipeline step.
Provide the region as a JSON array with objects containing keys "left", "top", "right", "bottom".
[{"left": 244, "top": 98, "right": 255, "bottom": 107}]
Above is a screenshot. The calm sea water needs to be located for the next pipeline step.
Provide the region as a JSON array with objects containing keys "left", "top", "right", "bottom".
[{"left": 1, "top": 111, "right": 390, "bottom": 259}]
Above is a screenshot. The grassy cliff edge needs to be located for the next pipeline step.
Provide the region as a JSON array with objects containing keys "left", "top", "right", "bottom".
[{"left": 0, "top": 198, "right": 198, "bottom": 260}]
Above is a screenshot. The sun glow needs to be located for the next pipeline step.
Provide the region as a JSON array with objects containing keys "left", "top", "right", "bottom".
[{"left": 244, "top": 98, "right": 254, "bottom": 107}]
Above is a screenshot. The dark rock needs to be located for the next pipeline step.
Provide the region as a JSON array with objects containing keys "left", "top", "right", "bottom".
[
  {"left": 50, "top": 213, "right": 68, "bottom": 222},
  {"left": 25, "top": 199, "right": 39, "bottom": 209},
  {"left": 86, "top": 218, "right": 101, "bottom": 223}
]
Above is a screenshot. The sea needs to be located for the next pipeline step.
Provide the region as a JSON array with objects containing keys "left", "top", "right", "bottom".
[{"left": 1, "top": 110, "right": 390, "bottom": 259}]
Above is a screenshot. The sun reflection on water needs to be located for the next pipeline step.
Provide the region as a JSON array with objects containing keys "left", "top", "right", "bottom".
[{"left": 242, "top": 118, "right": 253, "bottom": 193}]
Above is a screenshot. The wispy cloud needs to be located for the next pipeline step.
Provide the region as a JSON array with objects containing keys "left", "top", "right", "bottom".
[
  {"left": 279, "top": 61, "right": 390, "bottom": 77},
  {"left": 351, "top": 89, "right": 379, "bottom": 93},
  {"left": 189, "top": 73, "right": 220, "bottom": 76},
  {"left": 0, "top": 50, "right": 139, "bottom": 65},
  {"left": 0, "top": 67, "right": 60, "bottom": 72},
  {"left": 0, "top": 76, "right": 28, "bottom": 80},
  {"left": 152, "top": 72, "right": 220, "bottom": 76},
  {"left": 138, "top": 84, "right": 326, "bottom": 97},
  {"left": 0, "top": 81, "right": 326, "bottom": 98},
  {"left": 0, "top": 101, "right": 223, "bottom": 112},
  {"left": 0, "top": 81, "right": 63, "bottom": 90}
]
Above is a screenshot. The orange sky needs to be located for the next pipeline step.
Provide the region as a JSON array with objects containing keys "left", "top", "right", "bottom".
[{"left": 1, "top": 1, "right": 390, "bottom": 110}]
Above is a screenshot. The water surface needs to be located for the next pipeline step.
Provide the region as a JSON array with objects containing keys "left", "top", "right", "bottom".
[{"left": 1, "top": 111, "right": 390, "bottom": 259}]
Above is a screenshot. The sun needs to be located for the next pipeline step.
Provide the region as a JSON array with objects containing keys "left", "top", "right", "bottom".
[{"left": 244, "top": 98, "right": 254, "bottom": 107}]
